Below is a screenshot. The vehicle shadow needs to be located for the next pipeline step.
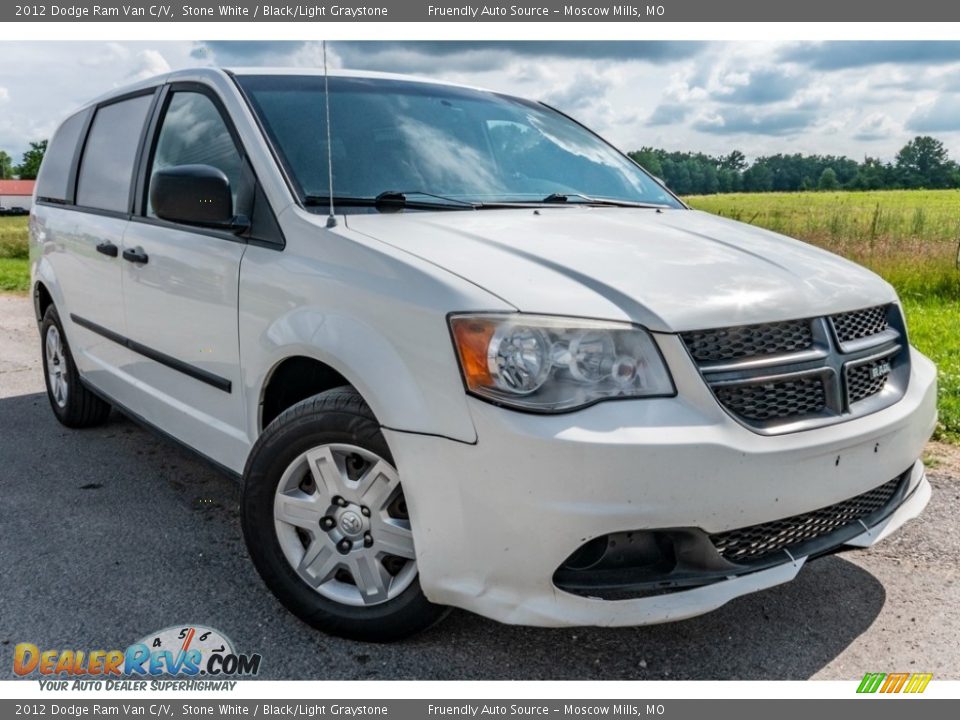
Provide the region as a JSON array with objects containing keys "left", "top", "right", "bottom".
[
  {"left": 0, "top": 390, "right": 884, "bottom": 681},
  {"left": 422, "top": 557, "right": 885, "bottom": 680}
]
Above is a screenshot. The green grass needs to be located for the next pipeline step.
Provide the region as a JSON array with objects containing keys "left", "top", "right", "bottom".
[
  {"left": 0, "top": 217, "right": 30, "bottom": 293},
  {"left": 901, "top": 298, "right": 960, "bottom": 443},
  {"left": 686, "top": 189, "right": 960, "bottom": 244},
  {"left": 687, "top": 190, "right": 960, "bottom": 441},
  {"left": 0, "top": 257, "right": 29, "bottom": 292},
  {"left": 0, "top": 216, "right": 29, "bottom": 260}
]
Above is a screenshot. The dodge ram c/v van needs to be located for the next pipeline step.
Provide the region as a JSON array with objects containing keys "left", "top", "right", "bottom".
[{"left": 30, "top": 68, "right": 937, "bottom": 641}]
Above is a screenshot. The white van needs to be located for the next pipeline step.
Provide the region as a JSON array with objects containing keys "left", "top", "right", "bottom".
[{"left": 30, "top": 68, "right": 936, "bottom": 641}]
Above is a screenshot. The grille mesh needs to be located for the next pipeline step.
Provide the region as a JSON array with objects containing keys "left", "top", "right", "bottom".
[
  {"left": 710, "top": 476, "right": 903, "bottom": 564},
  {"left": 687, "top": 305, "right": 905, "bottom": 430},
  {"left": 831, "top": 305, "right": 889, "bottom": 343},
  {"left": 847, "top": 357, "right": 892, "bottom": 404},
  {"left": 681, "top": 320, "right": 813, "bottom": 364},
  {"left": 713, "top": 376, "right": 825, "bottom": 422}
]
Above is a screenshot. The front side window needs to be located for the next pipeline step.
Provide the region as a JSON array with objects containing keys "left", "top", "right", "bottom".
[
  {"left": 147, "top": 91, "right": 244, "bottom": 217},
  {"left": 76, "top": 94, "right": 153, "bottom": 213},
  {"left": 237, "top": 75, "right": 681, "bottom": 208}
]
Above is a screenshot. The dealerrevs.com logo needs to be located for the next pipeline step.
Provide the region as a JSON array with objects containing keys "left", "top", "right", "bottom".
[{"left": 13, "top": 625, "right": 261, "bottom": 690}]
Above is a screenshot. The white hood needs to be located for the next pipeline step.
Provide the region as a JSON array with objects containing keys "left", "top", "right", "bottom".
[{"left": 344, "top": 207, "right": 896, "bottom": 333}]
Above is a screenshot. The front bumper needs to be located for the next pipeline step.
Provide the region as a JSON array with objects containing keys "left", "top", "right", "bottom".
[{"left": 384, "top": 344, "right": 937, "bottom": 627}]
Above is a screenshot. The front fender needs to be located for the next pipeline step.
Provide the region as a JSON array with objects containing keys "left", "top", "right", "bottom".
[
  {"left": 238, "top": 206, "right": 522, "bottom": 452},
  {"left": 251, "top": 305, "right": 478, "bottom": 444}
]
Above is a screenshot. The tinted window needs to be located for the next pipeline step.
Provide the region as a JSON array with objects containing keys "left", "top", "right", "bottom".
[
  {"left": 76, "top": 94, "right": 153, "bottom": 213},
  {"left": 238, "top": 75, "right": 680, "bottom": 208},
  {"left": 147, "top": 92, "right": 243, "bottom": 216},
  {"left": 35, "top": 109, "right": 90, "bottom": 202}
]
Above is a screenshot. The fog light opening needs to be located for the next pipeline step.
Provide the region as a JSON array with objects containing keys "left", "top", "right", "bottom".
[
  {"left": 563, "top": 536, "right": 609, "bottom": 570},
  {"left": 559, "top": 530, "right": 677, "bottom": 575}
]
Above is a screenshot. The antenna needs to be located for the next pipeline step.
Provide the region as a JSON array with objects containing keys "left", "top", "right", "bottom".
[{"left": 323, "top": 40, "right": 337, "bottom": 228}]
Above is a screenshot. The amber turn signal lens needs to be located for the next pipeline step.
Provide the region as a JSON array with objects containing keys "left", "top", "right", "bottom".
[{"left": 451, "top": 317, "right": 496, "bottom": 389}]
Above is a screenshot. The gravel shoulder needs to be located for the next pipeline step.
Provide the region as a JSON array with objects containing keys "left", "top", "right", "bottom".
[{"left": 1, "top": 293, "right": 957, "bottom": 681}]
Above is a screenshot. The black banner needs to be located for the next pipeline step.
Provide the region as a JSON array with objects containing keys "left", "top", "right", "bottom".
[
  {"left": 4, "top": 1, "right": 960, "bottom": 22},
  {"left": 1, "top": 700, "right": 958, "bottom": 720}
]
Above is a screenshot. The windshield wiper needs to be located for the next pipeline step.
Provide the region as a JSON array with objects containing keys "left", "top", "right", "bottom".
[
  {"left": 303, "top": 195, "right": 376, "bottom": 208},
  {"left": 540, "top": 192, "right": 671, "bottom": 209},
  {"left": 303, "top": 192, "right": 478, "bottom": 212},
  {"left": 374, "top": 191, "right": 478, "bottom": 209},
  {"left": 542, "top": 192, "right": 593, "bottom": 204},
  {"left": 304, "top": 192, "right": 669, "bottom": 212}
]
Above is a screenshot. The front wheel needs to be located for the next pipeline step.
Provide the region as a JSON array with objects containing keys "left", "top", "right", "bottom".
[{"left": 241, "top": 387, "right": 448, "bottom": 642}]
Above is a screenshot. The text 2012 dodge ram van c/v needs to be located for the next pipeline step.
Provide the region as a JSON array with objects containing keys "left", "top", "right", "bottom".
[{"left": 31, "top": 68, "right": 936, "bottom": 641}]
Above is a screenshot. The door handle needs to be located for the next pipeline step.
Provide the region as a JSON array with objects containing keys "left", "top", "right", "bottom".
[
  {"left": 122, "top": 247, "right": 149, "bottom": 265},
  {"left": 95, "top": 242, "right": 118, "bottom": 258}
]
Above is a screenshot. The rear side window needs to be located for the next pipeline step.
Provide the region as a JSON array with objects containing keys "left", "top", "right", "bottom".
[
  {"left": 76, "top": 94, "right": 153, "bottom": 213},
  {"left": 147, "top": 91, "right": 244, "bottom": 216},
  {"left": 35, "top": 109, "right": 90, "bottom": 203}
]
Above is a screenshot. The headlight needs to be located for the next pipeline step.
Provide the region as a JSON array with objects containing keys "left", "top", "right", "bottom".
[{"left": 449, "top": 314, "right": 674, "bottom": 412}]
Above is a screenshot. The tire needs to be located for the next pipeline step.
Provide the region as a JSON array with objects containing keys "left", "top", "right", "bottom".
[
  {"left": 242, "top": 387, "right": 448, "bottom": 642},
  {"left": 40, "top": 305, "right": 111, "bottom": 428}
]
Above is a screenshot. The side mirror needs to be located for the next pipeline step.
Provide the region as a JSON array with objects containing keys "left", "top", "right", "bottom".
[{"left": 150, "top": 164, "right": 245, "bottom": 230}]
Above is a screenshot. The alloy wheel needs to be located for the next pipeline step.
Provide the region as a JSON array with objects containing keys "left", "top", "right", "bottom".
[{"left": 45, "top": 325, "right": 68, "bottom": 408}]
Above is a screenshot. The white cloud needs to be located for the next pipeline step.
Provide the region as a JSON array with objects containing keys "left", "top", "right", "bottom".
[
  {"left": 81, "top": 42, "right": 130, "bottom": 68},
  {"left": 854, "top": 113, "right": 900, "bottom": 141},
  {"left": 710, "top": 67, "right": 809, "bottom": 105},
  {"left": 662, "top": 67, "right": 710, "bottom": 103},
  {"left": 6, "top": 41, "right": 960, "bottom": 163},
  {"left": 127, "top": 49, "right": 171, "bottom": 81},
  {"left": 790, "top": 85, "right": 831, "bottom": 111},
  {"left": 907, "top": 94, "right": 960, "bottom": 132}
]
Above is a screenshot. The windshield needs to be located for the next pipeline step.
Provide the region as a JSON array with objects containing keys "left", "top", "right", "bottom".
[{"left": 236, "top": 74, "right": 683, "bottom": 209}]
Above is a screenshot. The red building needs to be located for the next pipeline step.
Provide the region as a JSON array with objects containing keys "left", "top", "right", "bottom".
[{"left": 0, "top": 179, "right": 36, "bottom": 210}]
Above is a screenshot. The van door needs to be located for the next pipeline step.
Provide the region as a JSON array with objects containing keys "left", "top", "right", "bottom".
[
  {"left": 52, "top": 92, "right": 156, "bottom": 400},
  {"left": 118, "top": 86, "right": 250, "bottom": 470}
]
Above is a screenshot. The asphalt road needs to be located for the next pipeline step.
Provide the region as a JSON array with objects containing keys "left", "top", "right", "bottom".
[{"left": 1, "top": 294, "right": 958, "bottom": 681}]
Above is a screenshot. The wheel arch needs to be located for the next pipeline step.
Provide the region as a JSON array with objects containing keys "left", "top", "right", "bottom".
[
  {"left": 246, "top": 308, "right": 478, "bottom": 445},
  {"left": 34, "top": 281, "right": 54, "bottom": 323},
  {"left": 258, "top": 354, "right": 355, "bottom": 432},
  {"left": 32, "top": 256, "right": 65, "bottom": 326}
]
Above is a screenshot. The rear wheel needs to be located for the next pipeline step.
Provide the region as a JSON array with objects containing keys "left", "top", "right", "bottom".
[
  {"left": 40, "top": 305, "right": 111, "bottom": 428},
  {"left": 242, "top": 387, "right": 448, "bottom": 641}
]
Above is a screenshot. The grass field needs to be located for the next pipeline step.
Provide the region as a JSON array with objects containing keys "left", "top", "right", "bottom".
[
  {"left": 0, "top": 216, "right": 29, "bottom": 293},
  {"left": 3, "top": 193, "right": 958, "bottom": 439},
  {"left": 687, "top": 190, "right": 960, "bottom": 441}
]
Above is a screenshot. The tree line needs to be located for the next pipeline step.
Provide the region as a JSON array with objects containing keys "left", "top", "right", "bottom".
[
  {"left": 0, "top": 141, "right": 47, "bottom": 180},
  {"left": 3, "top": 135, "right": 960, "bottom": 196},
  {"left": 630, "top": 136, "right": 959, "bottom": 195}
]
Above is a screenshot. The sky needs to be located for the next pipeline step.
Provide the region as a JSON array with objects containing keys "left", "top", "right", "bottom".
[{"left": 4, "top": 40, "right": 960, "bottom": 165}]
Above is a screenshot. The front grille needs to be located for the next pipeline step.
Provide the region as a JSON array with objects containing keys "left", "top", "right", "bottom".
[
  {"left": 681, "top": 319, "right": 813, "bottom": 363},
  {"left": 830, "top": 305, "right": 889, "bottom": 343},
  {"left": 714, "top": 376, "right": 825, "bottom": 422},
  {"left": 710, "top": 475, "right": 904, "bottom": 564},
  {"left": 847, "top": 357, "right": 893, "bottom": 404},
  {"left": 685, "top": 304, "right": 906, "bottom": 433}
]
